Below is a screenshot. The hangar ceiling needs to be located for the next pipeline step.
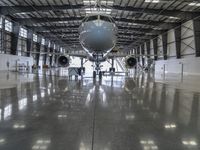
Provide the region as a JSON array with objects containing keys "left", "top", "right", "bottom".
[{"left": 0, "top": 0, "right": 200, "bottom": 51}]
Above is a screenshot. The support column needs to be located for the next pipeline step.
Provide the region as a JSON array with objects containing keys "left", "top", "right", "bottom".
[
  {"left": 1, "top": 17, "right": 5, "bottom": 53},
  {"left": 193, "top": 19, "right": 200, "bottom": 57},
  {"left": 153, "top": 38, "right": 158, "bottom": 61},
  {"left": 11, "top": 22, "right": 20, "bottom": 55},
  {"left": 162, "top": 33, "right": 168, "bottom": 60},
  {"left": 27, "top": 29, "right": 33, "bottom": 57},
  {"left": 36, "top": 37, "right": 41, "bottom": 66},
  {"left": 54, "top": 45, "right": 58, "bottom": 65},
  {"left": 146, "top": 40, "right": 151, "bottom": 59},
  {"left": 136, "top": 47, "right": 140, "bottom": 62},
  {"left": 81, "top": 58, "right": 84, "bottom": 68},
  {"left": 49, "top": 42, "right": 54, "bottom": 67},
  {"left": 174, "top": 26, "right": 181, "bottom": 59},
  {"left": 111, "top": 58, "right": 114, "bottom": 68},
  {"left": 141, "top": 44, "right": 145, "bottom": 67},
  {"left": 43, "top": 40, "right": 48, "bottom": 65}
]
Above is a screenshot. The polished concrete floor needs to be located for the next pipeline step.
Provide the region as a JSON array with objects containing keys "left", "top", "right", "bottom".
[{"left": 0, "top": 70, "right": 200, "bottom": 150}]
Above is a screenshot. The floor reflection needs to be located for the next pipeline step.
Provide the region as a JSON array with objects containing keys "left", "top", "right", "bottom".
[{"left": 0, "top": 71, "right": 199, "bottom": 149}]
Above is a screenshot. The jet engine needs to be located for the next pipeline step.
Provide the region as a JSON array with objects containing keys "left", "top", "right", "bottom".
[
  {"left": 58, "top": 55, "right": 70, "bottom": 67},
  {"left": 125, "top": 56, "right": 137, "bottom": 69}
]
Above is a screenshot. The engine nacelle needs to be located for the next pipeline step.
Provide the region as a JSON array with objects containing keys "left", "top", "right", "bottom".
[
  {"left": 58, "top": 56, "right": 70, "bottom": 67},
  {"left": 125, "top": 56, "right": 137, "bottom": 69}
]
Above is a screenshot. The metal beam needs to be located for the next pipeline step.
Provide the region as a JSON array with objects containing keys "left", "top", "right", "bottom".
[
  {"left": 0, "top": 5, "right": 84, "bottom": 15},
  {"left": 118, "top": 27, "right": 166, "bottom": 35},
  {"left": 29, "top": 25, "right": 79, "bottom": 31},
  {"left": 1, "top": 17, "right": 5, "bottom": 53},
  {"left": 162, "top": 33, "right": 168, "bottom": 60},
  {"left": 11, "top": 22, "right": 20, "bottom": 55},
  {"left": 136, "top": 47, "right": 140, "bottom": 62},
  {"left": 38, "top": 30, "right": 157, "bottom": 36},
  {"left": 193, "top": 19, "right": 200, "bottom": 57},
  {"left": 43, "top": 40, "right": 49, "bottom": 65},
  {"left": 42, "top": 33, "right": 155, "bottom": 40},
  {"left": 1, "top": 5, "right": 199, "bottom": 20},
  {"left": 49, "top": 42, "right": 54, "bottom": 67},
  {"left": 146, "top": 40, "right": 151, "bottom": 59},
  {"left": 27, "top": 29, "right": 33, "bottom": 57},
  {"left": 38, "top": 31, "right": 78, "bottom": 34},
  {"left": 153, "top": 38, "right": 158, "bottom": 61},
  {"left": 141, "top": 44, "right": 145, "bottom": 66},
  {"left": 112, "top": 6, "right": 200, "bottom": 20},
  {"left": 36, "top": 37, "right": 42, "bottom": 66},
  {"left": 31, "top": 25, "right": 166, "bottom": 35},
  {"left": 174, "top": 26, "right": 181, "bottom": 59},
  {"left": 16, "top": 17, "right": 179, "bottom": 29}
]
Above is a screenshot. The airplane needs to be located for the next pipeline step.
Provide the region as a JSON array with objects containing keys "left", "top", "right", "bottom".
[{"left": 57, "top": 9, "right": 137, "bottom": 78}]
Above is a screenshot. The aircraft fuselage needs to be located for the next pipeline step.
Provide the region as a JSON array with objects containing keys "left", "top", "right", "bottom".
[{"left": 79, "top": 14, "right": 118, "bottom": 62}]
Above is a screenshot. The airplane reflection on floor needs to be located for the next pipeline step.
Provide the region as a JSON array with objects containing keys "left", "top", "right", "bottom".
[{"left": 0, "top": 71, "right": 199, "bottom": 149}]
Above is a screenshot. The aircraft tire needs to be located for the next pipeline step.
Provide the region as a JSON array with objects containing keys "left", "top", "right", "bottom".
[
  {"left": 99, "top": 71, "right": 102, "bottom": 79},
  {"left": 93, "top": 71, "right": 96, "bottom": 78}
]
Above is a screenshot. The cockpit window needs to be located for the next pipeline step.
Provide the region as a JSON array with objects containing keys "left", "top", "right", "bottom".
[
  {"left": 100, "top": 15, "right": 112, "bottom": 22},
  {"left": 86, "top": 15, "right": 98, "bottom": 22},
  {"left": 83, "top": 15, "right": 115, "bottom": 23}
]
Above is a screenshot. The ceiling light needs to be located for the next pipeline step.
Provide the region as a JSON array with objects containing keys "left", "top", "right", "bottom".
[
  {"left": 13, "top": 123, "right": 26, "bottom": 129},
  {"left": 189, "top": 2, "right": 197, "bottom": 6},
  {"left": 140, "top": 139, "right": 158, "bottom": 150},
  {"left": 152, "top": 0, "right": 159, "bottom": 3},
  {"left": 164, "top": 123, "right": 177, "bottom": 129},
  {"left": 169, "top": 16, "right": 180, "bottom": 20},
  {"left": 145, "top": 0, "right": 160, "bottom": 3},
  {"left": 182, "top": 140, "right": 198, "bottom": 146},
  {"left": 83, "top": 0, "right": 114, "bottom": 5},
  {"left": 85, "top": 8, "right": 112, "bottom": 14},
  {"left": 0, "top": 138, "right": 5, "bottom": 144},
  {"left": 101, "top": 0, "right": 114, "bottom": 5},
  {"left": 188, "top": 2, "right": 200, "bottom": 6},
  {"left": 83, "top": 0, "right": 95, "bottom": 4},
  {"left": 125, "top": 114, "right": 135, "bottom": 120}
]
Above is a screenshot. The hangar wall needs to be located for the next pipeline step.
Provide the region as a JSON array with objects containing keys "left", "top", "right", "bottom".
[
  {"left": 155, "top": 56, "right": 200, "bottom": 75},
  {"left": 154, "top": 20, "right": 198, "bottom": 75},
  {"left": 139, "top": 20, "right": 200, "bottom": 76},
  {"left": 0, "top": 54, "right": 33, "bottom": 71}
]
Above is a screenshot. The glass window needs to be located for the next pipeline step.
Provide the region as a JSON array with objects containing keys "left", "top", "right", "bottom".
[
  {"left": 4, "top": 33, "right": 12, "bottom": 54},
  {"left": 48, "top": 41, "right": 51, "bottom": 48},
  {"left": 33, "top": 34, "right": 37, "bottom": 42},
  {"left": 0, "top": 17, "right": 2, "bottom": 29},
  {"left": 60, "top": 47, "right": 63, "bottom": 53},
  {"left": 19, "top": 27, "right": 27, "bottom": 38},
  {"left": 41, "top": 38, "right": 45, "bottom": 45},
  {"left": 17, "top": 38, "right": 27, "bottom": 56},
  {"left": 5, "top": 19, "right": 12, "bottom": 32}
]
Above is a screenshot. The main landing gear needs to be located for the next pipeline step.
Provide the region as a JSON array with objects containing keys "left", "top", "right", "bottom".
[{"left": 93, "top": 71, "right": 102, "bottom": 79}]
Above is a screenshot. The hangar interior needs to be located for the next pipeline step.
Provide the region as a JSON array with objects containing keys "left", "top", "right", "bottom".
[{"left": 0, "top": 0, "right": 200, "bottom": 150}]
